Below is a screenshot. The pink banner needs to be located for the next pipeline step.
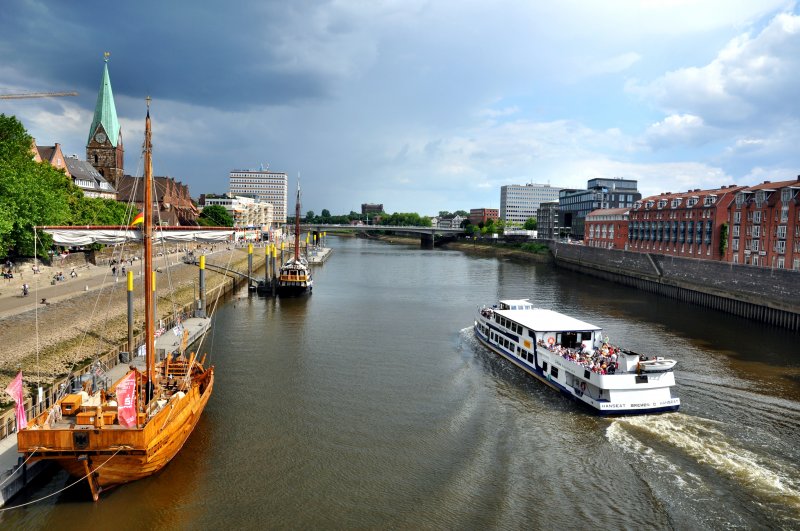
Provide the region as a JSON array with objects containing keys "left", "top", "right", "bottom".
[
  {"left": 116, "top": 372, "right": 138, "bottom": 427},
  {"left": 4, "top": 371, "right": 27, "bottom": 431}
]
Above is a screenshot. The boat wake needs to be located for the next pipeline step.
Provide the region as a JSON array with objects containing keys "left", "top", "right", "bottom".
[{"left": 607, "top": 413, "right": 800, "bottom": 527}]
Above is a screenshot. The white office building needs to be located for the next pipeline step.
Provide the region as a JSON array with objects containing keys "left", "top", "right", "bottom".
[
  {"left": 500, "top": 183, "right": 562, "bottom": 225},
  {"left": 203, "top": 194, "right": 274, "bottom": 231},
  {"left": 229, "top": 167, "right": 288, "bottom": 223}
]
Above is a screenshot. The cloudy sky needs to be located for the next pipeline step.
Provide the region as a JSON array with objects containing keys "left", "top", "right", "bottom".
[{"left": 2, "top": 0, "right": 799, "bottom": 215}]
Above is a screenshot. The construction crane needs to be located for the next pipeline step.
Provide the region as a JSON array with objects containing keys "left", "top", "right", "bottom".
[{"left": 0, "top": 91, "right": 78, "bottom": 100}]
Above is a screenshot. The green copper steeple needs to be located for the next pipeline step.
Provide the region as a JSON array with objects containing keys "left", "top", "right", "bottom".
[{"left": 88, "top": 54, "right": 121, "bottom": 147}]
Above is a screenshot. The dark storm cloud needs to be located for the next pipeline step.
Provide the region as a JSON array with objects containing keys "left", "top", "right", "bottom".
[{"left": 0, "top": 0, "right": 331, "bottom": 110}]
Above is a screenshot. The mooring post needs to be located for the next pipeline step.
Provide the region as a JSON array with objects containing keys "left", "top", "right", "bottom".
[
  {"left": 248, "top": 243, "right": 253, "bottom": 288},
  {"left": 264, "top": 243, "right": 270, "bottom": 288},
  {"left": 127, "top": 270, "right": 134, "bottom": 354},
  {"left": 198, "top": 254, "right": 206, "bottom": 317}
]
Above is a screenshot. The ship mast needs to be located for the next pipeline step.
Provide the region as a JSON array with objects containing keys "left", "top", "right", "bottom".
[
  {"left": 294, "top": 180, "right": 301, "bottom": 261},
  {"left": 143, "top": 97, "right": 155, "bottom": 401}
]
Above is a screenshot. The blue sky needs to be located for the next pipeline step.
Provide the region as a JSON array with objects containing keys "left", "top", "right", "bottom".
[{"left": 2, "top": 0, "right": 799, "bottom": 215}]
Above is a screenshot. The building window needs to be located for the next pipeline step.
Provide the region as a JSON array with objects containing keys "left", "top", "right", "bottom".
[
  {"left": 781, "top": 188, "right": 791, "bottom": 202},
  {"left": 732, "top": 238, "right": 739, "bottom": 251},
  {"left": 753, "top": 211, "right": 761, "bottom": 224}
]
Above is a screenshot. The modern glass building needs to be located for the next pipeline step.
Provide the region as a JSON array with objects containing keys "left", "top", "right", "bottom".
[{"left": 558, "top": 178, "right": 640, "bottom": 240}]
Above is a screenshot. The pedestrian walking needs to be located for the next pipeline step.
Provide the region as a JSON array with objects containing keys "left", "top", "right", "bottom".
[{"left": 22, "top": 283, "right": 29, "bottom": 297}]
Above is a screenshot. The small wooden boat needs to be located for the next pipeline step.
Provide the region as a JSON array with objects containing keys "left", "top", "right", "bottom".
[{"left": 17, "top": 100, "right": 234, "bottom": 500}]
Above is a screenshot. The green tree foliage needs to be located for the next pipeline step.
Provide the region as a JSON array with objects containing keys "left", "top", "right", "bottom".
[
  {"left": 321, "top": 209, "right": 331, "bottom": 218},
  {"left": 198, "top": 204, "right": 234, "bottom": 227},
  {"left": 0, "top": 114, "right": 76, "bottom": 257},
  {"left": 381, "top": 212, "right": 432, "bottom": 227},
  {"left": 524, "top": 217, "right": 538, "bottom": 230},
  {"left": 454, "top": 210, "right": 469, "bottom": 217},
  {"left": 306, "top": 210, "right": 315, "bottom": 222},
  {"left": 719, "top": 222, "right": 729, "bottom": 257}
]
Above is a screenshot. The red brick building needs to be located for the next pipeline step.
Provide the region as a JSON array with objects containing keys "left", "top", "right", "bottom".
[
  {"left": 725, "top": 177, "right": 800, "bottom": 270},
  {"left": 469, "top": 208, "right": 499, "bottom": 226},
  {"left": 627, "top": 185, "right": 742, "bottom": 260},
  {"left": 585, "top": 208, "right": 629, "bottom": 249},
  {"left": 116, "top": 175, "right": 199, "bottom": 225}
]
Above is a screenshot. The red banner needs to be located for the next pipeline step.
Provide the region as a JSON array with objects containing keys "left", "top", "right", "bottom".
[
  {"left": 116, "top": 372, "right": 137, "bottom": 427},
  {"left": 4, "top": 371, "right": 27, "bottom": 431}
]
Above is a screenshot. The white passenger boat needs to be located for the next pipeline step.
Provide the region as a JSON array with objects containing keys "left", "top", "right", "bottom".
[{"left": 473, "top": 299, "right": 680, "bottom": 415}]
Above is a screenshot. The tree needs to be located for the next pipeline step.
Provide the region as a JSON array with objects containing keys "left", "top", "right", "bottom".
[
  {"left": 719, "top": 222, "right": 729, "bottom": 257},
  {"left": 321, "top": 209, "right": 331, "bottom": 219},
  {"left": 524, "top": 217, "right": 538, "bottom": 231},
  {"left": 306, "top": 210, "right": 315, "bottom": 222},
  {"left": 198, "top": 205, "right": 234, "bottom": 227},
  {"left": 0, "top": 114, "right": 74, "bottom": 257},
  {"left": 454, "top": 210, "right": 469, "bottom": 217},
  {"left": 438, "top": 210, "right": 452, "bottom": 218}
]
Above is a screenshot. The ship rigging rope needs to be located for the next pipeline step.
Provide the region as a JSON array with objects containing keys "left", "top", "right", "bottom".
[
  {"left": 0, "top": 448, "right": 38, "bottom": 489},
  {"left": 0, "top": 446, "right": 127, "bottom": 511}
]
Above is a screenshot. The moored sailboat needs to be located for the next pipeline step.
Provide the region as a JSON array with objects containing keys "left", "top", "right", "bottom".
[
  {"left": 16, "top": 100, "right": 234, "bottom": 501},
  {"left": 277, "top": 181, "right": 313, "bottom": 296}
]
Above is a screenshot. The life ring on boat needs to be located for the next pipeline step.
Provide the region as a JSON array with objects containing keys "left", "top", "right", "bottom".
[
  {"left": 580, "top": 381, "right": 586, "bottom": 392},
  {"left": 547, "top": 337, "right": 555, "bottom": 345}
]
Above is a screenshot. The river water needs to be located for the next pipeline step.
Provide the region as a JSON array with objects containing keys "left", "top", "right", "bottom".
[{"left": 4, "top": 236, "right": 800, "bottom": 530}]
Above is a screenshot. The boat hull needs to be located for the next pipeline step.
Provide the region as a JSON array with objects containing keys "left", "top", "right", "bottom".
[
  {"left": 473, "top": 321, "right": 678, "bottom": 416},
  {"left": 18, "top": 368, "right": 213, "bottom": 494},
  {"left": 277, "top": 282, "right": 312, "bottom": 297}
]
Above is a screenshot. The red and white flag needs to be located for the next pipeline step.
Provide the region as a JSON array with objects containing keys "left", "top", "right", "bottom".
[
  {"left": 116, "top": 372, "right": 137, "bottom": 427},
  {"left": 4, "top": 371, "right": 27, "bottom": 431}
]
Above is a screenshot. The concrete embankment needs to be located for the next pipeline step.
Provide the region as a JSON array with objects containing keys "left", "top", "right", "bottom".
[{"left": 550, "top": 242, "right": 800, "bottom": 331}]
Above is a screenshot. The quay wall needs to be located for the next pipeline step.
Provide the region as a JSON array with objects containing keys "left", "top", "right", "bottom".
[{"left": 550, "top": 243, "right": 800, "bottom": 331}]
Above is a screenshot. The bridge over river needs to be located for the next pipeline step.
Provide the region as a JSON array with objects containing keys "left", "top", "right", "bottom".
[{"left": 300, "top": 224, "right": 465, "bottom": 249}]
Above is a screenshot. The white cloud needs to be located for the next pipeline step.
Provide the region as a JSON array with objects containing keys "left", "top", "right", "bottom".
[
  {"left": 644, "top": 113, "right": 712, "bottom": 149},
  {"left": 631, "top": 11, "right": 800, "bottom": 126}
]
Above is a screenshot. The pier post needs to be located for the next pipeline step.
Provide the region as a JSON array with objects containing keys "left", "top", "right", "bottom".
[
  {"left": 127, "top": 271, "right": 134, "bottom": 354},
  {"left": 264, "top": 244, "right": 270, "bottom": 288},
  {"left": 420, "top": 232, "right": 434, "bottom": 250},
  {"left": 248, "top": 243, "right": 253, "bottom": 288},
  {"left": 198, "top": 255, "right": 206, "bottom": 318},
  {"left": 272, "top": 244, "right": 278, "bottom": 296}
]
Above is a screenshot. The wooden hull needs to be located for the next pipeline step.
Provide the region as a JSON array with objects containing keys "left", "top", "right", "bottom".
[{"left": 18, "top": 368, "right": 213, "bottom": 497}]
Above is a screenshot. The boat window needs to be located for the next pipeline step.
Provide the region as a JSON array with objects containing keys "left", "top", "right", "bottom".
[
  {"left": 529, "top": 330, "right": 535, "bottom": 338},
  {"left": 551, "top": 367, "right": 559, "bottom": 378},
  {"left": 581, "top": 332, "right": 592, "bottom": 341},
  {"left": 542, "top": 362, "right": 548, "bottom": 372}
]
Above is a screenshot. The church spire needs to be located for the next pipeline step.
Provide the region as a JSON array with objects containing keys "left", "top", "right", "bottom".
[{"left": 88, "top": 52, "right": 121, "bottom": 147}]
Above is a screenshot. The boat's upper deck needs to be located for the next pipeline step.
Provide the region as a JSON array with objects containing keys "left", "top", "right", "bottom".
[{"left": 492, "top": 301, "right": 601, "bottom": 334}]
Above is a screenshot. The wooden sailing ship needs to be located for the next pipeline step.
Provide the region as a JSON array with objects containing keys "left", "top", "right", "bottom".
[
  {"left": 17, "top": 101, "right": 234, "bottom": 501},
  {"left": 277, "top": 181, "right": 313, "bottom": 296}
]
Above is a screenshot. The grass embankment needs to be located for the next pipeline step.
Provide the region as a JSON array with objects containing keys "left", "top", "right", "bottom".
[{"left": 368, "top": 233, "right": 553, "bottom": 262}]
